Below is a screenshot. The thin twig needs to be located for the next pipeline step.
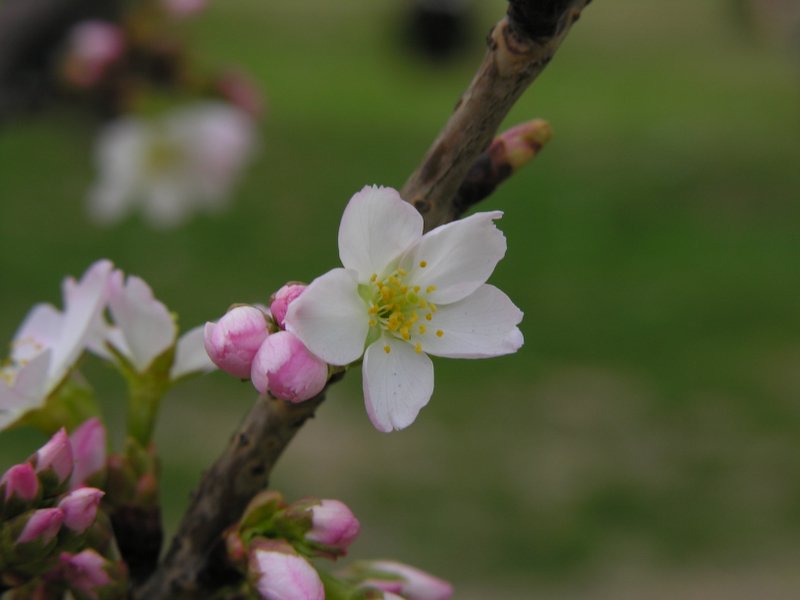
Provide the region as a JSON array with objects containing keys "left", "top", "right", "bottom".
[
  {"left": 402, "top": 0, "right": 591, "bottom": 231},
  {"left": 135, "top": 1, "right": 591, "bottom": 596}
]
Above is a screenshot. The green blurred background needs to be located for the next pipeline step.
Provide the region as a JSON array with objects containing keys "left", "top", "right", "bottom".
[{"left": 2, "top": 0, "right": 800, "bottom": 597}]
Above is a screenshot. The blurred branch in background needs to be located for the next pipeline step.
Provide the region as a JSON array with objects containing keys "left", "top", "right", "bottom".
[
  {"left": 135, "top": 1, "right": 590, "bottom": 598},
  {"left": 0, "top": 0, "right": 122, "bottom": 119}
]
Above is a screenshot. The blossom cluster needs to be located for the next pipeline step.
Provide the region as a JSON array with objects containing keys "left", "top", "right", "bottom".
[
  {"left": 204, "top": 285, "right": 329, "bottom": 404},
  {"left": 0, "top": 426, "right": 126, "bottom": 598},
  {"left": 206, "top": 185, "right": 524, "bottom": 432},
  {"left": 1, "top": 259, "right": 213, "bottom": 434},
  {"left": 226, "top": 491, "right": 452, "bottom": 600}
]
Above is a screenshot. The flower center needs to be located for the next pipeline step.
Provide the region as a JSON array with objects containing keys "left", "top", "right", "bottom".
[
  {"left": 363, "top": 264, "right": 443, "bottom": 354},
  {"left": 144, "top": 135, "right": 185, "bottom": 175}
]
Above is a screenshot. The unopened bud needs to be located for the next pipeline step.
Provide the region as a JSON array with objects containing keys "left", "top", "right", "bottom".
[
  {"left": 58, "top": 488, "right": 104, "bottom": 534},
  {"left": 62, "top": 20, "right": 125, "bottom": 88},
  {"left": 270, "top": 284, "right": 306, "bottom": 329},
  {"left": 493, "top": 119, "right": 552, "bottom": 173},
  {"left": 69, "top": 417, "right": 107, "bottom": 489},
  {"left": 204, "top": 305, "right": 270, "bottom": 378},
  {"left": 61, "top": 549, "right": 127, "bottom": 599},
  {"left": 30, "top": 429, "right": 74, "bottom": 495},
  {"left": 249, "top": 539, "right": 324, "bottom": 600},
  {"left": 360, "top": 560, "right": 453, "bottom": 600},
  {"left": 302, "top": 499, "right": 360, "bottom": 555},
  {"left": 1, "top": 463, "right": 41, "bottom": 516},
  {"left": 250, "top": 331, "right": 327, "bottom": 402},
  {"left": 16, "top": 507, "right": 64, "bottom": 546}
]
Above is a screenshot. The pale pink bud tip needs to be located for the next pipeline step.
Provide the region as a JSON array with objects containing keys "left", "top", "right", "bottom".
[
  {"left": 270, "top": 284, "right": 306, "bottom": 329},
  {"left": 1, "top": 463, "right": 40, "bottom": 503},
  {"left": 250, "top": 331, "right": 327, "bottom": 402},
  {"left": 61, "top": 549, "right": 113, "bottom": 595},
  {"left": 65, "top": 21, "right": 125, "bottom": 87},
  {"left": 58, "top": 487, "right": 105, "bottom": 533},
  {"left": 70, "top": 417, "right": 107, "bottom": 489},
  {"left": 204, "top": 306, "right": 270, "bottom": 379},
  {"left": 367, "top": 561, "right": 453, "bottom": 600},
  {"left": 34, "top": 428, "right": 74, "bottom": 484},
  {"left": 17, "top": 508, "right": 64, "bottom": 545},
  {"left": 250, "top": 541, "right": 324, "bottom": 600},
  {"left": 307, "top": 499, "right": 360, "bottom": 550}
]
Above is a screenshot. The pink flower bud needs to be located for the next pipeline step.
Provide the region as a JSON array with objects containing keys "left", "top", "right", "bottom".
[
  {"left": 217, "top": 70, "right": 264, "bottom": 119},
  {"left": 204, "top": 306, "right": 270, "bottom": 378},
  {"left": 249, "top": 539, "right": 324, "bottom": 600},
  {"left": 58, "top": 487, "right": 105, "bottom": 534},
  {"left": 17, "top": 508, "right": 64, "bottom": 545},
  {"left": 250, "top": 331, "right": 327, "bottom": 402},
  {"left": 70, "top": 417, "right": 107, "bottom": 489},
  {"left": 364, "top": 561, "right": 453, "bottom": 600},
  {"left": 31, "top": 429, "right": 74, "bottom": 487},
  {"left": 1, "top": 463, "right": 40, "bottom": 504},
  {"left": 63, "top": 21, "right": 125, "bottom": 88},
  {"left": 306, "top": 499, "right": 360, "bottom": 552},
  {"left": 270, "top": 284, "right": 306, "bottom": 329},
  {"left": 60, "top": 549, "right": 113, "bottom": 597}
]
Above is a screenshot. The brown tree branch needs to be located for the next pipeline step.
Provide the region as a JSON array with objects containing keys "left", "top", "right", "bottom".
[
  {"left": 402, "top": 0, "right": 591, "bottom": 231},
  {"left": 135, "top": 1, "right": 591, "bottom": 597}
]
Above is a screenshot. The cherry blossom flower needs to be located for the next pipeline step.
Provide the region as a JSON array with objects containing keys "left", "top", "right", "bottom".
[
  {"left": 88, "top": 102, "right": 256, "bottom": 228},
  {"left": 0, "top": 261, "right": 112, "bottom": 430},
  {"left": 85, "top": 268, "right": 213, "bottom": 379},
  {"left": 285, "top": 186, "right": 523, "bottom": 432}
]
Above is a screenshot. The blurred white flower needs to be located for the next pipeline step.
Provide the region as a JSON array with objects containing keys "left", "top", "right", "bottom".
[
  {"left": 0, "top": 261, "right": 113, "bottom": 429},
  {"left": 88, "top": 102, "right": 257, "bottom": 229}
]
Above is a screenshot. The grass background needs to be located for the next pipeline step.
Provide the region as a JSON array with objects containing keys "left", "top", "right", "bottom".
[{"left": 2, "top": 0, "right": 800, "bottom": 597}]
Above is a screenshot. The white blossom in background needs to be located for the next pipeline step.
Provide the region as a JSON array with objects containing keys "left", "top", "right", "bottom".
[
  {"left": 88, "top": 102, "right": 256, "bottom": 229},
  {"left": 0, "top": 261, "right": 113, "bottom": 430},
  {"left": 285, "top": 186, "right": 523, "bottom": 432},
  {"left": 84, "top": 267, "right": 214, "bottom": 379}
]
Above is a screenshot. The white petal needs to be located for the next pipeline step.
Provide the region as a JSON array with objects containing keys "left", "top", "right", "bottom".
[
  {"left": 108, "top": 271, "right": 177, "bottom": 372},
  {"left": 49, "top": 260, "right": 113, "bottom": 389},
  {"left": 0, "top": 350, "right": 51, "bottom": 430},
  {"left": 362, "top": 335, "right": 434, "bottom": 432},
  {"left": 12, "top": 304, "right": 63, "bottom": 363},
  {"left": 338, "top": 186, "right": 423, "bottom": 282},
  {"left": 284, "top": 268, "right": 369, "bottom": 365},
  {"left": 400, "top": 211, "right": 506, "bottom": 305},
  {"left": 419, "top": 285, "right": 523, "bottom": 358},
  {"left": 170, "top": 325, "right": 215, "bottom": 380},
  {"left": 141, "top": 179, "right": 194, "bottom": 229}
]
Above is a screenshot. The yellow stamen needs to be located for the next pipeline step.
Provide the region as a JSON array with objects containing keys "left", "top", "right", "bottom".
[
  {"left": 436, "top": 330, "right": 444, "bottom": 337},
  {"left": 426, "top": 313, "right": 432, "bottom": 321},
  {"left": 426, "top": 285, "right": 437, "bottom": 294},
  {"left": 418, "top": 325, "right": 426, "bottom": 334},
  {"left": 415, "top": 342, "right": 422, "bottom": 353},
  {"left": 370, "top": 273, "right": 377, "bottom": 282},
  {"left": 419, "top": 260, "right": 427, "bottom": 268},
  {"left": 384, "top": 345, "right": 391, "bottom": 354}
]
